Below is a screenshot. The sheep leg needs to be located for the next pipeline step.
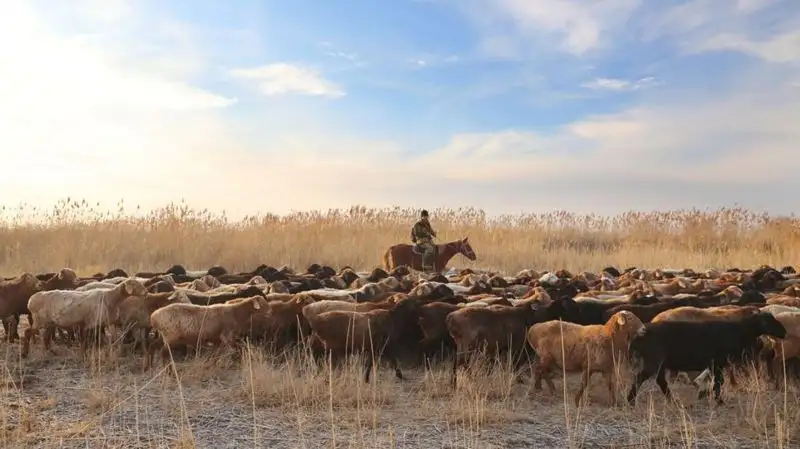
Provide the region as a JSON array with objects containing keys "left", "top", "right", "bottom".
[
  {"left": 603, "top": 370, "right": 616, "bottom": 406},
  {"left": 534, "top": 358, "right": 558, "bottom": 393},
  {"left": 710, "top": 365, "right": 725, "bottom": 405},
  {"left": 21, "top": 328, "right": 36, "bottom": 358},
  {"left": 385, "top": 345, "right": 404, "bottom": 381},
  {"left": 144, "top": 339, "right": 158, "bottom": 371},
  {"left": 2, "top": 318, "right": 10, "bottom": 342},
  {"left": 770, "top": 357, "right": 783, "bottom": 389},
  {"left": 4, "top": 316, "right": 19, "bottom": 342},
  {"left": 513, "top": 347, "right": 534, "bottom": 384},
  {"left": 574, "top": 369, "right": 593, "bottom": 407},
  {"left": 451, "top": 347, "right": 468, "bottom": 389},
  {"left": 43, "top": 326, "right": 56, "bottom": 354},
  {"left": 419, "top": 337, "right": 442, "bottom": 371},
  {"left": 78, "top": 326, "right": 89, "bottom": 359},
  {"left": 655, "top": 365, "right": 673, "bottom": 402},
  {"left": 626, "top": 367, "right": 656, "bottom": 405},
  {"left": 160, "top": 344, "right": 173, "bottom": 366},
  {"left": 363, "top": 353, "right": 375, "bottom": 383}
]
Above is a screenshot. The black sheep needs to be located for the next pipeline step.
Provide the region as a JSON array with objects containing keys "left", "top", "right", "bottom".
[{"left": 626, "top": 312, "right": 786, "bottom": 404}]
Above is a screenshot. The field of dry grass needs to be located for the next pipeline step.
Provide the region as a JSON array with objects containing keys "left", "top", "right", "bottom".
[{"left": 1, "top": 200, "right": 799, "bottom": 448}]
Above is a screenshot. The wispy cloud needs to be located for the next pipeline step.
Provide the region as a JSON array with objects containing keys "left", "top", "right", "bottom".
[
  {"left": 696, "top": 31, "right": 800, "bottom": 63},
  {"left": 458, "top": 0, "right": 642, "bottom": 57},
  {"left": 581, "top": 76, "right": 661, "bottom": 92},
  {"left": 230, "top": 63, "right": 345, "bottom": 98}
]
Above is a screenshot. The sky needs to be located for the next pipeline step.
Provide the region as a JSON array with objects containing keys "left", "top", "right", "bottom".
[{"left": 0, "top": 0, "right": 798, "bottom": 219}]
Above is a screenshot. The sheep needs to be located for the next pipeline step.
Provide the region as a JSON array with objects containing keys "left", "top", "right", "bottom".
[
  {"left": 527, "top": 310, "right": 645, "bottom": 405},
  {"left": 417, "top": 302, "right": 461, "bottom": 366},
  {"left": 626, "top": 312, "right": 787, "bottom": 404},
  {"left": 602, "top": 297, "right": 693, "bottom": 323},
  {"left": 446, "top": 301, "right": 562, "bottom": 387},
  {"left": 761, "top": 304, "right": 800, "bottom": 316},
  {"left": 22, "top": 279, "right": 149, "bottom": 358},
  {"left": 650, "top": 305, "right": 761, "bottom": 323},
  {"left": 77, "top": 281, "right": 120, "bottom": 291},
  {"left": 651, "top": 305, "right": 763, "bottom": 387},
  {"left": 751, "top": 311, "right": 800, "bottom": 387},
  {"left": 304, "top": 299, "right": 421, "bottom": 382},
  {"left": 301, "top": 299, "right": 395, "bottom": 322},
  {"left": 177, "top": 285, "right": 267, "bottom": 306},
  {"left": 257, "top": 294, "right": 317, "bottom": 349},
  {"left": 39, "top": 268, "right": 81, "bottom": 291},
  {"left": 0, "top": 273, "right": 42, "bottom": 341},
  {"left": 114, "top": 291, "right": 192, "bottom": 352},
  {"left": 145, "top": 295, "right": 267, "bottom": 370}
]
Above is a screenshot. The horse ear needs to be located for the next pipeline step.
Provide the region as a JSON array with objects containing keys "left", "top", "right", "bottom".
[{"left": 463, "top": 236, "right": 469, "bottom": 242}]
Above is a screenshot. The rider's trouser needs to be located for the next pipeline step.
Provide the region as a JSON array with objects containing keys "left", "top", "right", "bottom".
[{"left": 417, "top": 240, "right": 435, "bottom": 271}]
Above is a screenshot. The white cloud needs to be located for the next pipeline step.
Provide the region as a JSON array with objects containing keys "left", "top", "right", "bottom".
[
  {"left": 460, "top": 0, "right": 642, "bottom": 56},
  {"left": 697, "top": 31, "right": 800, "bottom": 63},
  {"left": 580, "top": 76, "right": 661, "bottom": 91},
  {"left": 230, "top": 63, "right": 345, "bottom": 98}
]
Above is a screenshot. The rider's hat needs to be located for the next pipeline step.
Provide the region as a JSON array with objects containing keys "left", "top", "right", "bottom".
[{"left": 420, "top": 209, "right": 429, "bottom": 217}]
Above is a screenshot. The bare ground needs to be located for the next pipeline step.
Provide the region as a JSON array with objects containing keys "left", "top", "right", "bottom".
[{"left": 1, "top": 338, "right": 797, "bottom": 449}]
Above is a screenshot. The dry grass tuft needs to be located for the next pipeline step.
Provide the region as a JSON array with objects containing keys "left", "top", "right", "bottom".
[{"left": 1, "top": 200, "right": 799, "bottom": 447}]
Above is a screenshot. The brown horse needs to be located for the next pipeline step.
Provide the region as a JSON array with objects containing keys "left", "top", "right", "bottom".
[{"left": 382, "top": 237, "right": 477, "bottom": 273}]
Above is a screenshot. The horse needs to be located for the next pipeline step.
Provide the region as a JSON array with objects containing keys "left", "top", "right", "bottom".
[{"left": 382, "top": 237, "right": 476, "bottom": 273}]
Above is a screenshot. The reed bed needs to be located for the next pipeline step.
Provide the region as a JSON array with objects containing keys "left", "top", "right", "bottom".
[
  {"left": 0, "top": 199, "right": 798, "bottom": 275},
  {"left": 1, "top": 199, "right": 799, "bottom": 448}
]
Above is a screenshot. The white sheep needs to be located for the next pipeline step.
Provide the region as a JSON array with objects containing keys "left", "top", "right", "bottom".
[
  {"left": 77, "top": 281, "right": 119, "bottom": 291},
  {"left": 145, "top": 295, "right": 266, "bottom": 370},
  {"left": 22, "top": 278, "right": 148, "bottom": 358}
]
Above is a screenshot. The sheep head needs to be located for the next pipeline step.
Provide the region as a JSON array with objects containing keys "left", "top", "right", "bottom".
[
  {"left": 122, "top": 279, "right": 147, "bottom": 297},
  {"left": 20, "top": 272, "right": 40, "bottom": 288},
  {"left": 57, "top": 268, "right": 77, "bottom": 282}
]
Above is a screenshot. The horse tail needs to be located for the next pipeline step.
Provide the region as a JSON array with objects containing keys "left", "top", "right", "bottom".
[{"left": 382, "top": 247, "right": 393, "bottom": 271}]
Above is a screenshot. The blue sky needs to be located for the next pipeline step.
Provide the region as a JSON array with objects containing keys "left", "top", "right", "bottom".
[{"left": 0, "top": 0, "right": 798, "bottom": 218}]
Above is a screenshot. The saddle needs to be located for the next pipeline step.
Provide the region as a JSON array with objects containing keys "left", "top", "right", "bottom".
[{"left": 411, "top": 243, "right": 437, "bottom": 257}]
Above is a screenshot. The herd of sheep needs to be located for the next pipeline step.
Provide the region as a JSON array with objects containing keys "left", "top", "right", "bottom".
[{"left": 1, "top": 263, "right": 799, "bottom": 407}]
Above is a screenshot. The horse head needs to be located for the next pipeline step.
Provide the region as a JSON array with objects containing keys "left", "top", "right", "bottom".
[{"left": 458, "top": 237, "right": 476, "bottom": 261}]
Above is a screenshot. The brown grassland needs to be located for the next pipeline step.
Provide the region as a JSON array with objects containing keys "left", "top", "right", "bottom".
[{"left": 1, "top": 199, "right": 799, "bottom": 448}]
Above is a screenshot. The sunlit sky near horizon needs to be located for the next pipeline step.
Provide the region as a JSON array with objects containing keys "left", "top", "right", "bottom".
[{"left": 0, "top": 0, "right": 798, "bottom": 219}]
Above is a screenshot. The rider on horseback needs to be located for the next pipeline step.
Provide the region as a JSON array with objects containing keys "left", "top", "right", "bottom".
[{"left": 411, "top": 209, "right": 437, "bottom": 272}]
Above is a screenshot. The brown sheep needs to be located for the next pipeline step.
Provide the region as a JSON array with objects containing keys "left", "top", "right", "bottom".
[
  {"left": 527, "top": 311, "right": 645, "bottom": 405},
  {"left": 417, "top": 302, "right": 461, "bottom": 365},
  {"left": 115, "top": 291, "right": 191, "bottom": 352},
  {"left": 258, "top": 294, "right": 316, "bottom": 349},
  {"left": 759, "top": 311, "right": 800, "bottom": 386},
  {"left": 0, "top": 273, "right": 41, "bottom": 341},
  {"left": 767, "top": 296, "right": 800, "bottom": 308},
  {"left": 446, "top": 302, "right": 553, "bottom": 387},
  {"left": 305, "top": 299, "right": 420, "bottom": 382},
  {"left": 650, "top": 305, "right": 760, "bottom": 323}
]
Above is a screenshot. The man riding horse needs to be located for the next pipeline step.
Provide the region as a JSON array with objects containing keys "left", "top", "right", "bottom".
[{"left": 411, "top": 209, "right": 437, "bottom": 273}]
